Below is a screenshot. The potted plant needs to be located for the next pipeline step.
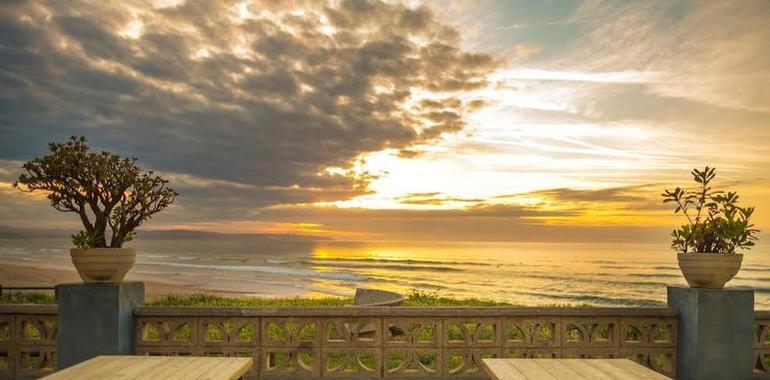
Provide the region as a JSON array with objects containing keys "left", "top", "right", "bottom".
[
  {"left": 662, "top": 166, "right": 759, "bottom": 288},
  {"left": 14, "top": 136, "right": 177, "bottom": 283}
]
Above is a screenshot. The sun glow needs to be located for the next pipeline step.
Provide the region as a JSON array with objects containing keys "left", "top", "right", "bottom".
[
  {"left": 309, "top": 66, "right": 740, "bottom": 228},
  {"left": 3, "top": 0, "right": 768, "bottom": 241}
]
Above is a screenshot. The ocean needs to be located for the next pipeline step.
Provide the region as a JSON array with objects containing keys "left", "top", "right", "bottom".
[{"left": 2, "top": 237, "right": 769, "bottom": 308}]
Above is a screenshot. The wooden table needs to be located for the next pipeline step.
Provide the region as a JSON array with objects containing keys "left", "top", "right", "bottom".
[
  {"left": 41, "top": 355, "right": 253, "bottom": 380},
  {"left": 482, "top": 359, "right": 671, "bottom": 380}
]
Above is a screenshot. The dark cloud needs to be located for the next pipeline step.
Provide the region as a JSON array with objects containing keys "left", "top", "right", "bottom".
[
  {"left": 0, "top": 0, "right": 496, "bottom": 212},
  {"left": 249, "top": 203, "right": 670, "bottom": 242},
  {"left": 395, "top": 192, "right": 485, "bottom": 205},
  {"left": 0, "top": 155, "right": 674, "bottom": 241},
  {"left": 521, "top": 185, "right": 654, "bottom": 203},
  {"left": 499, "top": 184, "right": 673, "bottom": 214}
]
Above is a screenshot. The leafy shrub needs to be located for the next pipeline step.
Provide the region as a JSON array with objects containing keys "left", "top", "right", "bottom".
[
  {"left": 15, "top": 136, "right": 177, "bottom": 248},
  {"left": 662, "top": 167, "right": 758, "bottom": 253}
]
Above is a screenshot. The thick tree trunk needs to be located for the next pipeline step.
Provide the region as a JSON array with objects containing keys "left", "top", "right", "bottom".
[{"left": 89, "top": 200, "right": 109, "bottom": 248}]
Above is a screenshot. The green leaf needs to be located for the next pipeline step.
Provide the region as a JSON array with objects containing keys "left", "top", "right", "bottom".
[{"left": 663, "top": 166, "right": 759, "bottom": 254}]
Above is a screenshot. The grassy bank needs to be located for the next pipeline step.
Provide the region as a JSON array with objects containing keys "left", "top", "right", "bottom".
[
  {"left": 1, "top": 290, "right": 513, "bottom": 307},
  {"left": 0, "top": 292, "right": 55, "bottom": 304}
]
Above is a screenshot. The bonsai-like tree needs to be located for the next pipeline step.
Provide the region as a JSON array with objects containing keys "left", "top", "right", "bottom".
[
  {"left": 14, "top": 136, "right": 177, "bottom": 248},
  {"left": 662, "top": 166, "right": 758, "bottom": 254}
]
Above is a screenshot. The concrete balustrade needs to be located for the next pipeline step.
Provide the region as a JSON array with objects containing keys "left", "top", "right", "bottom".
[{"left": 0, "top": 284, "right": 767, "bottom": 379}]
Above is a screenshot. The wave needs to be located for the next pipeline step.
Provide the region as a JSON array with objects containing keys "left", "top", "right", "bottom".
[
  {"left": 737, "top": 267, "right": 770, "bottom": 273},
  {"left": 493, "top": 270, "right": 681, "bottom": 284},
  {"left": 149, "top": 261, "right": 368, "bottom": 282},
  {"left": 139, "top": 254, "right": 173, "bottom": 259},
  {"left": 0, "top": 248, "right": 26, "bottom": 255},
  {"left": 737, "top": 285, "right": 770, "bottom": 295},
  {"left": 311, "top": 256, "right": 494, "bottom": 267},
  {"left": 356, "top": 276, "right": 451, "bottom": 291},
  {"left": 505, "top": 289, "right": 665, "bottom": 307},
  {"left": 306, "top": 261, "right": 464, "bottom": 272},
  {"left": 362, "top": 270, "right": 677, "bottom": 290},
  {"left": 17, "top": 257, "right": 40, "bottom": 262}
]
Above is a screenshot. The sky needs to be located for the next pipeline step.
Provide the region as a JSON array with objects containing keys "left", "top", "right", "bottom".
[{"left": 1, "top": 0, "right": 769, "bottom": 242}]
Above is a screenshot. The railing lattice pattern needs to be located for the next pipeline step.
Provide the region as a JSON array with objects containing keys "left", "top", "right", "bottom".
[
  {"left": 756, "top": 311, "right": 770, "bottom": 378},
  {"left": 134, "top": 307, "right": 678, "bottom": 379},
  {"left": 0, "top": 305, "right": 57, "bottom": 380}
]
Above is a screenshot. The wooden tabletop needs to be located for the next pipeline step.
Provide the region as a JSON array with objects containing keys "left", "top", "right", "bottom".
[
  {"left": 481, "top": 359, "right": 671, "bottom": 380},
  {"left": 41, "top": 356, "right": 253, "bottom": 380}
]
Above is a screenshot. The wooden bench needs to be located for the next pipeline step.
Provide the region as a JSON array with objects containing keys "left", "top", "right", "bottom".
[
  {"left": 41, "top": 355, "right": 253, "bottom": 380},
  {"left": 482, "top": 358, "right": 671, "bottom": 380}
]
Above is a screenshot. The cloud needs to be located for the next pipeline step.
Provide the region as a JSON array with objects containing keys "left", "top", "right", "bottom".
[
  {"left": 395, "top": 192, "right": 484, "bottom": 205},
  {"left": 0, "top": 0, "right": 497, "bottom": 210},
  {"left": 476, "top": 184, "right": 678, "bottom": 228},
  {"left": 513, "top": 44, "right": 541, "bottom": 59},
  {"left": 3, "top": 0, "right": 769, "bottom": 239},
  {"left": 562, "top": 0, "right": 770, "bottom": 113},
  {"left": 519, "top": 185, "right": 656, "bottom": 204},
  {"left": 177, "top": 202, "right": 669, "bottom": 242},
  {"left": 493, "top": 68, "right": 655, "bottom": 84}
]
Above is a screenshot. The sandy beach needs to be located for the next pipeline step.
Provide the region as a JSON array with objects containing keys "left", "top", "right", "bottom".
[{"left": 0, "top": 260, "right": 254, "bottom": 300}]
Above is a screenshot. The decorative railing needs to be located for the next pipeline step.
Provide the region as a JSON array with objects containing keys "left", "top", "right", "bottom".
[
  {"left": 4, "top": 304, "right": 770, "bottom": 378},
  {"left": 757, "top": 311, "right": 770, "bottom": 378},
  {"left": 134, "top": 307, "right": 678, "bottom": 379},
  {"left": 0, "top": 305, "right": 57, "bottom": 380}
]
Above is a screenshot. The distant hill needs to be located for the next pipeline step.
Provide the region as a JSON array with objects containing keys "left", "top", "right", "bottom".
[{"left": 0, "top": 225, "right": 328, "bottom": 241}]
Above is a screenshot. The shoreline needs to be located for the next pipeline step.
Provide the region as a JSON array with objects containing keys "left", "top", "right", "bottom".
[{"left": 0, "top": 261, "right": 278, "bottom": 301}]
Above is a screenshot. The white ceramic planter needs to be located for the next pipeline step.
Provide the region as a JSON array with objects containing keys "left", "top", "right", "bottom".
[
  {"left": 70, "top": 248, "right": 136, "bottom": 283},
  {"left": 677, "top": 252, "right": 742, "bottom": 289}
]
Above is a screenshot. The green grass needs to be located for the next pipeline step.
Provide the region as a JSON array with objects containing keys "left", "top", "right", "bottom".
[
  {"left": 0, "top": 289, "right": 585, "bottom": 307},
  {"left": 0, "top": 292, "right": 55, "bottom": 304},
  {"left": 402, "top": 290, "right": 511, "bottom": 306},
  {"left": 147, "top": 290, "right": 514, "bottom": 307},
  {"left": 148, "top": 293, "right": 352, "bottom": 307}
]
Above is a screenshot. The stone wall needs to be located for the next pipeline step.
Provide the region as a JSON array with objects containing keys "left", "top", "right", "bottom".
[
  {"left": 133, "top": 307, "right": 677, "bottom": 379},
  {"left": 5, "top": 304, "right": 770, "bottom": 379}
]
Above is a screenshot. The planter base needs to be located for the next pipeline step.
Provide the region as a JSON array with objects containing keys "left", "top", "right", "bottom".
[
  {"left": 677, "top": 252, "right": 742, "bottom": 289},
  {"left": 70, "top": 248, "right": 136, "bottom": 283}
]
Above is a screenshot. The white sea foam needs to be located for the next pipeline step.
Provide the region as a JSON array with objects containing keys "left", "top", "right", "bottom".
[
  {"left": 141, "top": 254, "right": 172, "bottom": 259},
  {"left": 151, "top": 261, "right": 367, "bottom": 282}
]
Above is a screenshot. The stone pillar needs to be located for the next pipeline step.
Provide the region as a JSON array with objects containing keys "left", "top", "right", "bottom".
[
  {"left": 55, "top": 282, "right": 145, "bottom": 369},
  {"left": 667, "top": 285, "right": 754, "bottom": 380}
]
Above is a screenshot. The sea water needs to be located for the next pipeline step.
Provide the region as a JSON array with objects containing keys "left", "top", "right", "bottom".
[{"left": 2, "top": 238, "right": 769, "bottom": 308}]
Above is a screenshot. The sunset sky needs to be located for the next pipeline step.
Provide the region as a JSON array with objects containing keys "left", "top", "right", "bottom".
[{"left": 1, "top": 0, "right": 768, "bottom": 242}]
